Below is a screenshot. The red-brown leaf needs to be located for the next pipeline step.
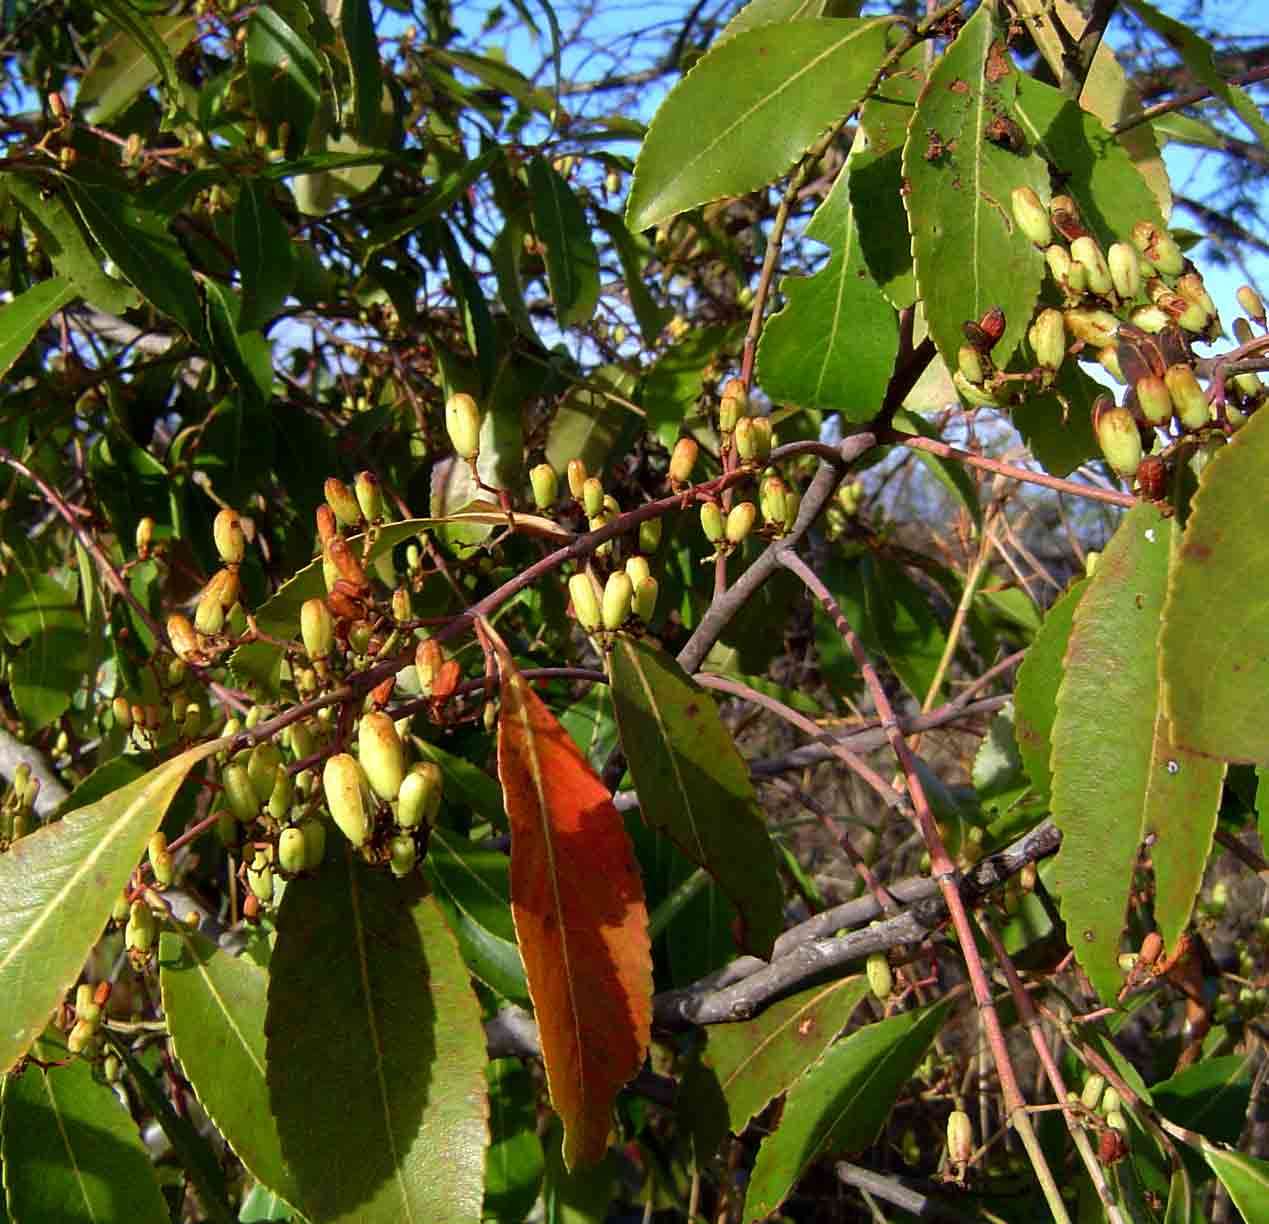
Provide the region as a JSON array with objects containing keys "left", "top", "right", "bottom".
[{"left": 494, "top": 636, "right": 652, "bottom": 1169}]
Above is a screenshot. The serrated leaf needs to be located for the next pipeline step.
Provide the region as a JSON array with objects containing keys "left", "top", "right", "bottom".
[
  {"left": 78, "top": 11, "right": 197, "bottom": 123},
  {"left": 484, "top": 1059, "right": 544, "bottom": 1224},
  {"left": 743, "top": 998, "right": 951, "bottom": 1221},
  {"left": 266, "top": 849, "right": 488, "bottom": 1223},
  {"left": 757, "top": 134, "right": 897, "bottom": 418},
  {"left": 160, "top": 929, "right": 300, "bottom": 1210},
  {"left": 1014, "top": 578, "right": 1086, "bottom": 800},
  {"left": 609, "top": 636, "right": 784, "bottom": 957},
  {"left": 1161, "top": 407, "right": 1269, "bottom": 766},
  {"left": 1203, "top": 1147, "right": 1269, "bottom": 1223},
  {"left": 0, "top": 1035, "right": 168, "bottom": 1224},
  {"left": 0, "top": 739, "right": 222, "bottom": 1072},
  {"left": 626, "top": 18, "right": 896, "bottom": 233},
  {"left": 528, "top": 158, "right": 599, "bottom": 327},
  {"left": 902, "top": 4, "right": 1048, "bottom": 369},
  {"left": 0, "top": 276, "right": 76, "bottom": 381},
  {"left": 494, "top": 634, "right": 652, "bottom": 1170},
  {"left": 235, "top": 180, "right": 296, "bottom": 332}
]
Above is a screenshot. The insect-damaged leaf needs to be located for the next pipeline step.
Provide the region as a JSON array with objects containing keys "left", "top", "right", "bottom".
[{"left": 493, "top": 630, "right": 652, "bottom": 1170}]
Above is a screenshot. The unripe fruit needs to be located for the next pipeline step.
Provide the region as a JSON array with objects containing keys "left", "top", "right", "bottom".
[
  {"left": 1166, "top": 363, "right": 1210, "bottom": 430},
  {"left": 324, "top": 754, "right": 372, "bottom": 847},
  {"left": 1028, "top": 308, "right": 1066, "bottom": 371},
  {"left": 1093, "top": 398, "right": 1143, "bottom": 477},
  {"left": 148, "top": 833, "right": 173, "bottom": 888},
  {"left": 632, "top": 576, "right": 658, "bottom": 623},
  {"left": 1071, "top": 236, "right": 1113, "bottom": 297},
  {"left": 1237, "top": 284, "right": 1266, "bottom": 324},
  {"left": 389, "top": 833, "right": 418, "bottom": 877},
  {"left": 136, "top": 516, "right": 155, "bottom": 559},
  {"left": 566, "top": 458, "right": 588, "bottom": 499},
  {"left": 1108, "top": 243, "right": 1141, "bottom": 300},
  {"left": 725, "top": 501, "right": 756, "bottom": 545},
  {"left": 530, "top": 463, "right": 559, "bottom": 509},
  {"left": 324, "top": 477, "right": 362, "bottom": 527},
  {"left": 223, "top": 763, "right": 258, "bottom": 823},
  {"left": 957, "top": 345, "right": 986, "bottom": 385},
  {"left": 213, "top": 508, "right": 246, "bottom": 564},
  {"left": 568, "top": 572, "right": 602, "bottom": 631},
  {"left": 415, "top": 637, "right": 443, "bottom": 693},
  {"left": 866, "top": 952, "right": 893, "bottom": 1000},
  {"left": 1081, "top": 1074, "right": 1106, "bottom": 1112},
  {"left": 112, "top": 890, "right": 131, "bottom": 924},
  {"left": 1135, "top": 375, "right": 1173, "bottom": 425},
  {"left": 167, "top": 614, "right": 200, "bottom": 662},
  {"left": 602, "top": 571, "right": 633, "bottom": 630},
  {"left": 625, "top": 555, "right": 651, "bottom": 588},
  {"left": 581, "top": 476, "right": 605, "bottom": 518},
  {"left": 397, "top": 763, "right": 441, "bottom": 830},
  {"left": 278, "top": 826, "right": 307, "bottom": 874},
  {"left": 1106, "top": 1109, "right": 1129, "bottom": 1135},
  {"left": 638, "top": 517, "right": 662, "bottom": 554},
  {"left": 700, "top": 502, "right": 724, "bottom": 543},
  {"left": 300, "top": 598, "right": 334, "bottom": 662},
  {"left": 1131, "top": 220, "right": 1184, "bottom": 277},
  {"left": 289, "top": 720, "right": 316, "bottom": 762},
  {"left": 947, "top": 1110, "right": 974, "bottom": 1165},
  {"left": 669, "top": 437, "right": 698, "bottom": 484},
  {"left": 1064, "top": 308, "right": 1119, "bottom": 348},
  {"left": 1011, "top": 186, "right": 1051, "bottom": 246},
  {"left": 248, "top": 743, "right": 283, "bottom": 804},
  {"left": 445, "top": 393, "right": 482, "bottom": 460},
  {"left": 359, "top": 711, "right": 407, "bottom": 802},
  {"left": 354, "top": 471, "right": 382, "bottom": 521},
  {"left": 126, "top": 900, "right": 157, "bottom": 954}
]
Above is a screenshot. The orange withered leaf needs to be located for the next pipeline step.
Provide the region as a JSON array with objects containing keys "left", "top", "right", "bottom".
[{"left": 491, "top": 630, "right": 651, "bottom": 1170}]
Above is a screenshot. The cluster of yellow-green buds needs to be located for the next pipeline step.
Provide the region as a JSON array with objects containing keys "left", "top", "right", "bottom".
[
  {"left": 0, "top": 763, "right": 39, "bottom": 846},
  {"left": 67, "top": 981, "right": 111, "bottom": 1057},
  {"left": 568, "top": 554, "right": 659, "bottom": 639},
  {"left": 167, "top": 508, "right": 252, "bottom": 666}
]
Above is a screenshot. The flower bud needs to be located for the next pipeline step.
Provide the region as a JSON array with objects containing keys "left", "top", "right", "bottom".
[
  {"left": 581, "top": 476, "right": 605, "bottom": 518},
  {"left": 1011, "top": 186, "right": 1051, "bottom": 247},
  {"left": 353, "top": 470, "right": 382, "bottom": 521},
  {"left": 288, "top": 720, "right": 316, "bottom": 763},
  {"left": 136, "top": 516, "right": 155, "bottom": 559},
  {"left": 1064, "top": 308, "right": 1119, "bottom": 348},
  {"left": 194, "top": 585, "right": 226, "bottom": 635},
  {"left": 1096, "top": 345, "right": 1125, "bottom": 384},
  {"left": 445, "top": 393, "right": 482, "bottom": 460},
  {"left": 957, "top": 345, "right": 986, "bottom": 385},
  {"left": 866, "top": 952, "right": 893, "bottom": 1000},
  {"left": 638, "top": 517, "right": 662, "bottom": 554},
  {"left": 112, "top": 695, "right": 133, "bottom": 729},
  {"left": 569, "top": 572, "right": 602, "bottom": 631},
  {"left": 700, "top": 502, "right": 724, "bottom": 543},
  {"left": 749, "top": 417, "right": 773, "bottom": 461},
  {"left": 632, "top": 576, "right": 658, "bottom": 622},
  {"left": 67, "top": 1018, "right": 97, "bottom": 1055},
  {"left": 1081, "top": 1074, "right": 1106, "bottom": 1112},
  {"left": 414, "top": 638, "right": 444, "bottom": 695},
  {"left": 359, "top": 711, "right": 407, "bottom": 802},
  {"left": 223, "top": 763, "right": 258, "bottom": 823},
  {"left": 389, "top": 833, "right": 418, "bottom": 878},
  {"left": 324, "top": 477, "right": 362, "bottom": 527},
  {"left": 1129, "top": 304, "right": 1170, "bottom": 334},
  {"left": 782, "top": 489, "right": 801, "bottom": 532},
  {"left": 601, "top": 571, "right": 633, "bottom": 630},
  {"left": 718, "top": 393, "right": 744, "bottom": 433},
  {"left": 530, "top": 463, "right": 559, "bottom": 509},
  {"left": 760, "top": 475, "right": 788, "bottom": 526},
  {"left": 669, "top": 437, "right": 698, "bottom": 484},
  {"left": 397, "top": 762, "right": 441, "bottom": 830},
  {"left": 947, "top": 1110, "right": 974, "bottom": 1166},
  {"left": 1093, "top": 398, "right": 1142, "bottom": 477},
  {"left": 266, "top": 765, "right": 294, "bottom": 821},
  {"left": 1071, "top": 236, "right": 1113, "bottom": 297},
  {"left": 297, "top": 598, "right": 334, "bottom": 663},
  {"left": 1108, "top": 243, "right": 1141, "bottom": 300},
  {"left": 248, "top": 743, "right": 283, "bottom": 804},
  {"left": 302, "top": 817, "right": 327, "bottom": 868},
  {"left": 1237, "top": 284, "right": 1266, "bottom": 324},
  {"left": 625, "top": 555, "right": 651, "bottom": 589},
  {"left": 167, "top": 614, "right": 200, "bottom": 662},
  {"left": 148, "top": 832, "right": 173, "bottom": 888},
  {"left": 566, "top": 458, "right": 588, "bottom": 499},
  {"left": 1044, "top": 243, "right": 1075, "bottom": 295},
  {"left": 246, "top": 848, "right": 274, "bottom": 902},
  {"left": 278, "top": 825, "right": 307, "bottom": 874},
  {"left": 1028, "top": 308, "right": 1066, "bottom": 372},
  {"left": 324, "top": 753, "right": 372, "bottom": 847},
  {"left": 725, "top": 501, "right": 756, "bottom": 545},
  {"left": 126, "top": 899, "right": 157, "bottom": 955},
  {"left": 213, "top": 509, "right": 246, "bottom": 564},
  {"left": 1135, "top": 375, "right": 1172, "bottom": 425},
  {"left": 1131, "top": 220, "right": 1184, "bottom": 277},
  {"left": 1165, "top": 363, "right": 1209, "bottom": 430}
]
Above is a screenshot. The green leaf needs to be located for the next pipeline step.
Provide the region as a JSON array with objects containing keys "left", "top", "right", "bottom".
[
  {"left": 239, "top": 1183, "right": 296, "bottom": 1222},
  {"left": 1203, "top": 1147, "right": 1269, "bottom": 1224},
  {"left": 340, "top": 0, "right": 382, "bottom": 143},
  {"left": 643, "top": 324, "right": 736, "bottom": 448},
  {"left": 593, "top": 208, "right": 672, "bottom": 344},
  {"left": 743, "top": 998, "right": 951, "bottom": 1220},
  {"left": 902, "top": 3, "right": 1049, "bottom": 369},
  {"left": 1154, "top": 1055, "right": 1252, "bottom": 1147},
  {"left": 424, "top": 829, "right": 528, "bottom": 1004},
  {"left": 609, "top": 636, "right": 784, "bottom": 958},
  {"left": 1010, "top": 359, "right": 1102, "bottom": 477},
  {"left": 1014, "top": 578, "right": 1087, "bottom": 800},
  {"left": 0, "top": 740, "right": 222, "bottom": 1073},
  {"left": 414, "top": 739, "right": 505, "bottom": 828},
  {"left": 527, "top": 158, "right": 599, "bottom": 328},
  {"left": 973, "top": 705, "right": 1028, "bottom": 813},
  {"left": 626, "top": 18, "right": 896, "bottom": 233},
  {"left": 5, "top": 175, "right": 139, "bottom": 313},
  {"left": 78, "top": 10, "right": 197, "bottom": 123},
  {"left": 266, "top": 848, "right": 488, "bottom": 1223},
  {"left": 484, "top": 1059, "right": 544, "bottom": 1224},
  {"left": 246, "top": 1, "right": 324, "bottom": 157},
  {"left": 1161, "top": 407, "right": 1269, "bottom": 767},
  {"left": 544, "top": 368, "right": 640, "bottom": 478},
  {"left": 0, "top": 1035, "right": 168, "bottom": 1224},
  {"left": 1164, "top": 1164, "right": 1198, "bottom": 1224},
  {"left": 722, "top": 0, "right": 862, "bottom": 39},
  {"left": 757, "top": 134, "right": 897, "bottom": 419},
  {"left": 0, "top": 276, "right": 76, "bottom": 381},
  {"left": 0, "top": 558, "right": 94, "bottom": 730},
  {"left": 65, "top": 180, "right": 205, "bottom": 338},
  {"left": 429, "top": 48, "right": 558, "bottom": 118},
  {"left": 540, "top": 1121, "right": 616, "bottom": 1223},
  {"left": 1122, "top": 1, "right": 1269, "bottom": 149},
  {"left": 235, "top": 180, "right": 296, "bottom": 333},
  {"left": 160, "top": 929, "right": 300, "bottom": 1209},
  {"left": 363, "top": 149, "right": 501, "bottom": 253}
]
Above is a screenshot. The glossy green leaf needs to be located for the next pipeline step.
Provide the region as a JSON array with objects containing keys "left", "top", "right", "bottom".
[
  {"left": 1010, "top": 360, "right": 1102, "bottom": 477},
  {"left": 414, "top": 739, "right": 506, "bottom": 828},
  {"left": 626, "top": 18, "right": 896, "bottom": 233},
  {"left": 430, "top": 48, "right": 558, "bottom": 118},
  {"left": 65, "top": 180, "right": 204, "bottom": 338},
  {"left": 528, "top": 157, "right": 599, "bottom": 327},
  {"left": 484, "top": 1059, "right": 544, "bottom": 1224},
  {"left": 266, "top": 848, "right": 488, "bottom": 1224},
  {"left": 82, "top": 0, "right": 186, "bottom": 119},
  {"left": 743, "top": 998, "right": 951, "bottom": 1220},
  {"left": 0, "top": 276, "right": 76, "bottom": 381},
  {"left": 424, "top": 828, "right": 529, "bottom": 1003},
  {"left": 757, "top": 133, "right": 897, "bottom": 419},
  {"left": 0, "top": 1035, "right": 168, "bottom": 1224},
  {"left": 722, "top": 0, "right": 862, "bottom": 39},
  {"left": 902, "top": 3, "right": 1049, "bottom": 368},
  {"left": 1163, "top": 1165, "right": 1197, "bottom": 1224},
  {"left": 246, "top": 1, "right": 324, "bottom": 157},
  {"left": 1161, "top": 407, "right": 1269, "bottom": 767},
  {"left": 341, "top": 0, "right": 382, "bottom": 143},
  {"left": 78, "top": 11, "right": 197, "bottom": 122},
  {"left": 1203, "top": 1147, "right": 1269, "bottom": 1223},
  {"left": 1123, "top": 1, "right": 1269, "bottom": 148},
  {"left": 544, "top": 367, "right": 640, "bottom": 478},
  {"left": 5, "top": 175, "right": 139, "bottom": 314},
  {"left": 1014, "top": 578, "right": 1087, "bottom": 800},
  {"left": 239, "top": 1183, "right": 296, "bottom": 1222},
  {"left": 0, "top": 738, "right": 222, "bottom": 1072},
  {"left": 609, "top": 636, "right": 785, "bottom": 958},
  {"left": 160, "top": 929, "right": 300, "bottom": 1209},
  {"left": 235, "top": 180, "right": 296, "bottom": 332},
  {"left": 1154, "top": 1055, "right": 1252, "bottom": 1147}
]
